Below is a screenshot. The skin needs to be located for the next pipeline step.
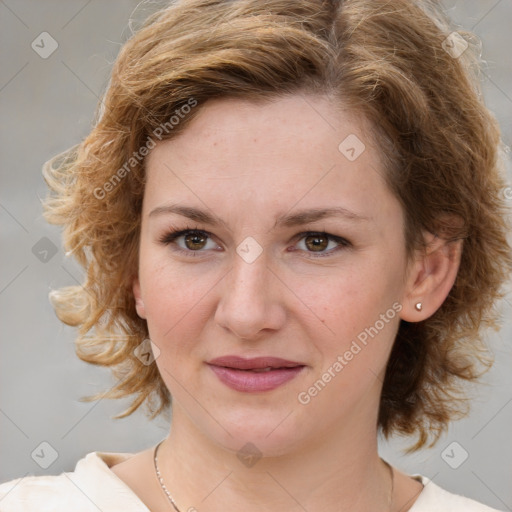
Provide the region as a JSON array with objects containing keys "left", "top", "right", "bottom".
[{"left": 111, "top": 94, "right": 462, "bottom": 511}]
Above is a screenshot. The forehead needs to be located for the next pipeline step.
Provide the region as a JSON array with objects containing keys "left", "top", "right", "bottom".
[
  {"left": 143, "top": 94, "right": 397, "bottom": 226},
  {"left": 147, "top": 94, "right": 377, "bottom": 168}
]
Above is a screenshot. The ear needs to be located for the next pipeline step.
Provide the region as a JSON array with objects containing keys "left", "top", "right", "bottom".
[
  {"left": 400, "top": 232, "right": 463, "bottom": 322},
  {"left": 132, "top": 277, "right": 146, "bottom": 319}
]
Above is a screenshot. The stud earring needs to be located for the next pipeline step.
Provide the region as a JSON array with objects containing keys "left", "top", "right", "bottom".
[{"left": 415, "top": 302, "right": 423, "bottom": 311}]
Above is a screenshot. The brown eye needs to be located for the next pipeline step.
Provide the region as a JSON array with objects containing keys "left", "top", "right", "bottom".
[
  {"left": 184, "top": 232, "right": 208, "bottom": 250},
  {"left": 304, "top": 234, "right": 329, "bottom": 252},
  {"left": 294, "top": 231, "right": 351, "bottom": 258},
  {"left": 159, "top": 228, "right": 218, "bottom": 256}
]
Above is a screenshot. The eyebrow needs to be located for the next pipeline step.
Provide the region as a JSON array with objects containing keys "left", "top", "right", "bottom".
[{"left": 149, "top": 204, "right": 370, "bottom": 228}]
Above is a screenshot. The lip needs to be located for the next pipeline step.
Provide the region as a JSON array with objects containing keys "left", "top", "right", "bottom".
[
  {"left": 208, "top": 355, "right": 305, "bottom": 370},
  {"left": 207, "top": 356, "right": 306, "bottom": 393}
]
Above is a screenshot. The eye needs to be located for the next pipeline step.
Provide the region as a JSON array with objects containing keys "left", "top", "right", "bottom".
[
  {"left": 159, "top": 228, "right": 351, "bottom": 258},
  {"left": 292, "top": 231, "right": 351, "bottom": 258},
  {"left": 159, "top": 228, "right": 219, "bottom": 256}
]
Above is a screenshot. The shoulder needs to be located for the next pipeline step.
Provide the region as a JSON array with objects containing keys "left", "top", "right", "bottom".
[
  {"left": 410, "top": 475, "right": 504, "bottom": 512},
  {"left": 0, "top": 451, "right": 149, "bottom": 512},
  {"left": 0, "top": 472, "right": 84, "bottom": 511}
]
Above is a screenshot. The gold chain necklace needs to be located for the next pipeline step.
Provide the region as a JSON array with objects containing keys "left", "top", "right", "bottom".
[{"left": 153, "top": 441, "right": 395, "bottom": 512}]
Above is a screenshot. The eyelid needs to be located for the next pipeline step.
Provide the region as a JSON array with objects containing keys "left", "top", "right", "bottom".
[
  {"left": 291, "top": 230, "right": 350, "bottom": 245},
  {"left": 158, "top": 227, "right": 211, "bottom": 245}
]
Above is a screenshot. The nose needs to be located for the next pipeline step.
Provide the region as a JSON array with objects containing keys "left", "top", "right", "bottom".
[{"left": 214, "top": 247, "right": 286, "bottom": 341}]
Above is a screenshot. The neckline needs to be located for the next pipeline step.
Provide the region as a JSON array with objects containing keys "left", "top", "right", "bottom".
[{"left": 91, "top": 450, "right": 432, "bottom": 511}]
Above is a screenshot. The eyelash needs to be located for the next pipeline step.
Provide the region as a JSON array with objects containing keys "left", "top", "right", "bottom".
[{"left": 158, "top": 226, "right": 352, "bottom": 259}]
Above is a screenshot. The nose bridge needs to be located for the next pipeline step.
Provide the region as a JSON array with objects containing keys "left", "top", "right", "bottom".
[
  {"left": 228, "top": 245, "right": 270, "bottom": 308},
  {"left": 215, "top": 242, "right": 283, "bottom": 339}
]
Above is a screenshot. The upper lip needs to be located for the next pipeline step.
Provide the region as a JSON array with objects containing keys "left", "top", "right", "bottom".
[{"left": 207, "top": 356, "right": 305, "bottom": 370}]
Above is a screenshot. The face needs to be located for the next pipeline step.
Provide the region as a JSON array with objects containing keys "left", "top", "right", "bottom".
[{"left": 134, "top": 94, "right": 411, "bottom": 456}]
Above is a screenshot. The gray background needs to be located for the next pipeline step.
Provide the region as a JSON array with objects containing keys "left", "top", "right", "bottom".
[{"left": 1, "top": 0, "right": 511, "bottom": 509}]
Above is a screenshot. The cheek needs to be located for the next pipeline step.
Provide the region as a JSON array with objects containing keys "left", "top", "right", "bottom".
[
  {"left": 302, "top": 260, "right": 402, "bottom": 357},
  {"left": 299, "top": 270, "right": 401, "bottom": 412},
  {"left": 138, "top": 255, "right": 216, "bottom": 347}
]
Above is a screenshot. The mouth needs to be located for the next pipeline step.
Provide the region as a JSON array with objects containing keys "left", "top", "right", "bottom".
[
  {"left": 206, "top": 356, "right": 306, "bottom": 392},
  {"left": 231, "top": 366, "right": 295, "bottom": 372},
  {"left": 207, "top": 355, "right": 305, "bottom": 371}
]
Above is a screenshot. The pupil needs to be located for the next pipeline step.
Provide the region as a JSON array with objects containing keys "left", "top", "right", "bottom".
[
  {"left": 306, "top": 235, "right": 327, "bottom": 252},
  {"left": 185, "top": 233, "right": 206, "bottom": 250}
]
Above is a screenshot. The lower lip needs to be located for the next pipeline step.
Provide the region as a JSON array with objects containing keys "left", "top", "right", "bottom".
[{"left": 208, "top": 365, "right": 305, "bottom": 392}]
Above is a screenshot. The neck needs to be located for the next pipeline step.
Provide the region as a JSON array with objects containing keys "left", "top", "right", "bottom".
[{"left": 156, "top": 404, "right": 393, "bottom": 512}]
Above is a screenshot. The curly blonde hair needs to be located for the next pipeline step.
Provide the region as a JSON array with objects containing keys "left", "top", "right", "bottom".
[{"left": 43, "top": 0, "right": 512, "bottom": 450}]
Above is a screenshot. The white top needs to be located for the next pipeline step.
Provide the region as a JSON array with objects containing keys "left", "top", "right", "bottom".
[{"left": 0, "top": 451, "right": 503, "bottom": 511}]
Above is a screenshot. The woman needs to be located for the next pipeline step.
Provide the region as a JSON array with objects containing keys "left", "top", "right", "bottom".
[{"left": 0, "top": 0, "right": 510, "bottom": 510}]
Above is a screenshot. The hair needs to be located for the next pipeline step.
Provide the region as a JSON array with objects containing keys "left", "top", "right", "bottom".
[{"left": 43, "top": 0, "right": 511, "bottom": 450}]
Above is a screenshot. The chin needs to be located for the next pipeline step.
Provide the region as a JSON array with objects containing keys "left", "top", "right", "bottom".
[{"left": 201, "top": 409, "right": 308, "bottom": 459}]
